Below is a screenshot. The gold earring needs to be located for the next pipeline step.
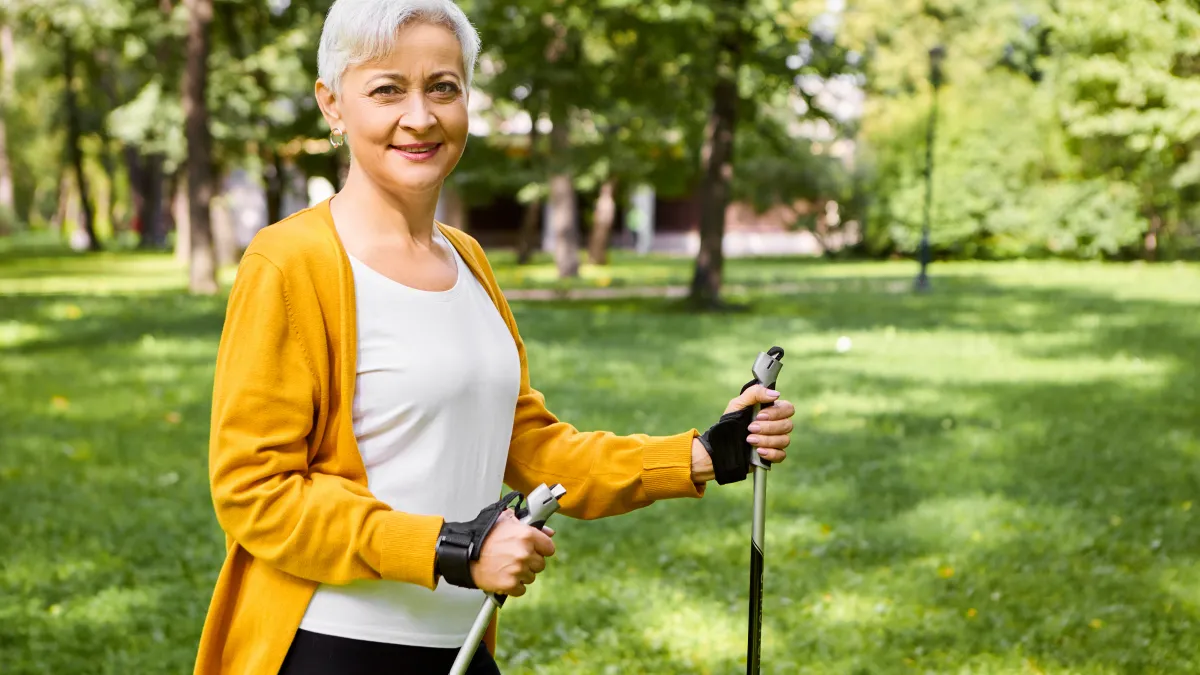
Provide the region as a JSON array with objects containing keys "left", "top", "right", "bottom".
[{"left": 329, "top": 127, "right": 346, "bottom": 149}]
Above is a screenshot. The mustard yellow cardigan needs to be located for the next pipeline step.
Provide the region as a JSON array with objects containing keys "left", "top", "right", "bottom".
[{"left": 193, "top": 199, "right": 705, "bottom": 674}]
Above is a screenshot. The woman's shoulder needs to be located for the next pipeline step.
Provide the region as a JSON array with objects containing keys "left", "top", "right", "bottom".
[{"left": 242, "top": 201, "right": 341, "bottom": 276}]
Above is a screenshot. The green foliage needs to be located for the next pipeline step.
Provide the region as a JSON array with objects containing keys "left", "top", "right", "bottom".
[
  {"left": 1047, "top": 0, "right": 1200, "bottom": 253},
  {"left": 733, "top": 118, "right": 850, "bottom": 214},
  {"left": 844, "top": 0, "right": 1200, "bottom": 259},
  {"left": 4, "top": 249, "right": 1200, "bottom": 672},
  {"left": 861, "top": 74, "right": 1145, "bottom": 259},
  {"left": 5, "top": 0, "right": 1197, "bottom": 262},
  {"left": 457, "top": 0, "right": 836, "bottom": 207}
]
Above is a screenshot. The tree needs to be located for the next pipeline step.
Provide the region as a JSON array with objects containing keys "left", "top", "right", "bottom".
[
  {"left": 1047, "top": 0, "right": 1200, "bottom": 259},
  {"left": 689, "top": 0, "right": 747, "bottom": 307},
  {"left": 587, "top": 178, "right": 616, "bottom": 264},
  {"left": 9, "top": 0, "right": 131, "bottom": 247},
  {"left": 463, "top": 0, "right": 717, "bottom": 277},
  {"left": 62, "top": 30, "right": 100, "bottom": 250},
  {"left": 0, "top": 18, "right": 15, "bottom": 221},
  {"left": 183, "top": 0, "right": 217, "bottom": 294},
  {"left": 687, "top": 0, "right": 828, "bottom": 305}
]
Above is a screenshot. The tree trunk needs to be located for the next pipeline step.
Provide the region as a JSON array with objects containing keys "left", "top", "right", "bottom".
[
  {"left": 263, "top": 146, "right": 285, "bottom": 225},
  {"left": 63, "top": 33, "right": 100, "bottom": 252},
  {"left": 94, "top": 49, "right": 123, "bottom": 236},
  {"left": 547, "top": 110, "right": 578, "bottom": 278},
  {"left": 437, "top": 183, "right": 468, "bottom": 231},
  {"left": 52, "top": 171, "right": 70, "bottom": 236},
  {"left": 588, "top": 178, "right": 617, "bottom": 265},
  {"left": 516, "top": 115, "right": 543, "bottom": 265},
  {"left": 142, "top": 153, "right": 167, "bottom": 248},
  {"left": 516, "top": 198, "right": 542, "bottom": 265},
  {"left": 173, "top": 174, "right": 190, "bottom": 264},
  {"left": 183, "top": 0, "right": 218, "bottom": 294},
  {"left": 689, "top": 3, "right": 746, "bottom": 308},
  {"left": 1144, "top": 211, "right": 1161, "bottom": 262},
  {"left": 540, "top": 18, "right": 578, "bottom": 278},
  {"left": 0, "top": 22, "right": 15, "bottom": 216},
  {"left": 125, "top": 147, "right": 147, "bottom": 241},
  {"left": 129, "top": 0, "right": 172, "bottom": 249},
  {"left": 212, "top": 188, "right": 238, "bottom": 265}
]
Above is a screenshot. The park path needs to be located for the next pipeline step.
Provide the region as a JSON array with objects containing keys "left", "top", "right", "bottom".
[{"left": 501, "top": 279, "right": 910, "bottom": 301}]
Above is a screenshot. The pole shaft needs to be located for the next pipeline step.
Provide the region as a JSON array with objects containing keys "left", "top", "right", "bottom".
[
  {"left": 449, "top": 596, "right": 501, "bottom": 675},
  {"left": 745, "top": 351, "right": 783, "bottom": 675},
  {"left": 747, "top": 464, "right": 767, "bottom": 674}
]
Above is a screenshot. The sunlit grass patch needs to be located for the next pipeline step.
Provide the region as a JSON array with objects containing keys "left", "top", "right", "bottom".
[{"left": 1, "top": 250, "right": 1199, "bottom": 673}]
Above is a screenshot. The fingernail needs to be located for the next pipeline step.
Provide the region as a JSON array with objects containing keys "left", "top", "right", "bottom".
[
  {"left": 757, "top": 449, "right": 771, "bottom": 457},
  {"left": 748, "top": 423, "right": 761, "bottom": 433},
  {"left": 757, "top": 412, "right": 769, "bottom": 421},
  {"left": 747, "top": 435, "right": 760, "bottom": 445},
  {"left": 767, "top": 390, "right": 781, "bottom": 397}
]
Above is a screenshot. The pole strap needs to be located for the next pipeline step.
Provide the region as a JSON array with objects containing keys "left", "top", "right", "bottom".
[
  {"left": 435, "top": 491, "right": 523, "bottom": 589},
  {"left": 698, "top": 378, "right": 761, "bottom": 485}
]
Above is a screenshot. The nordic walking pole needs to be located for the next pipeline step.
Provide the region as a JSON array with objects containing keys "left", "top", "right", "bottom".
[
  {"left": 746, "top": 347, "right": 784, "bottom": 675},
  {"left": 448, "top": 483, "right": 567, "bottom": 675}
]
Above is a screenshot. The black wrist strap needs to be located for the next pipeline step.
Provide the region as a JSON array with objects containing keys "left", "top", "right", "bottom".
[
  {"left": 699, "top": 378, "right": 762, "bottom": 485},
  {"left": 436, "top": 491, "right": 522, "bottom": 589}
]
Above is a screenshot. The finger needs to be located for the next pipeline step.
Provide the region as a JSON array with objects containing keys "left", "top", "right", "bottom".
[
  {"left": 541, "top": 526, "right": 555, "bottom": 538},
  {"left": 746, "top": 434, "right": 790, "bottom": 449},
  {"left": 517, "top": 568, "right": 536, "bottom": 585},
  {"left": 508, "top": 582, "right": 527, "bottom": 597},
  {"left": 747, "top": 419, "right": 794, "bottom": 436},
  {"left": 529, "top": 555, "right": 546, "bottom": 574},
  {"left": 726, "top": 384, "right": 781, "bottom": 414},
  {"left": 755, "top": 400, "right": 796, "bottom": 421},
  {"left": 530, "top": 530, "right": 556, "bottom": 557},
  {"left": 755, "top": 448, "right": 788, "bottom": 464}
]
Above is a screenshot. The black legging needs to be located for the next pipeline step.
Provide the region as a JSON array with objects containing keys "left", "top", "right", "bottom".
[{"left": 278, "top": 628, "right": 502, "bottom": 675}]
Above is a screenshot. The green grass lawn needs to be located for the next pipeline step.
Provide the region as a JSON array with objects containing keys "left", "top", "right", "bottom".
[{"left": 2, "top": 243, "right": 1199, "bottom": 674}]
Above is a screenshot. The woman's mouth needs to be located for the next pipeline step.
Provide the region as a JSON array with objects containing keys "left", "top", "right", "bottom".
[{"left": 390, "top": 143, "right": 442, "bottom": 162}]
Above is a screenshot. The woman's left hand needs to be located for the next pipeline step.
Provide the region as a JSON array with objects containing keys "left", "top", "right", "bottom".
[
  {"left": 729, "top": 385, "right": 795, "bottom": 465},
  {"left": 690, "top": 385, "right": 796, "bottom": 483}
]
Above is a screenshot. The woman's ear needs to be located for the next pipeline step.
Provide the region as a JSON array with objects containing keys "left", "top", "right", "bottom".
[{"left": 315, "top": 79, "right": 342, "bottom": 131}]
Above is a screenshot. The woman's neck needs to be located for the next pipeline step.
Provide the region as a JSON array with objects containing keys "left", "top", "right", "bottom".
[{"left": 332, "top": 163, "right": 441, "bottom": 248}]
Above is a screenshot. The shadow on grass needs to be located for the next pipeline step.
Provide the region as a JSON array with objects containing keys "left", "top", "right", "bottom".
[
  {"left": 1, "top": 290, "right": 227, "bottom": 356},
  {"left": 2, "top": 261, "right": 1199, "bottom": 673},
  {"left": 500, "top": 274, "right": 1200, "bottom": 673},
  {"left": 498, "top": 364, "right": 1200, "bottom": 672}
]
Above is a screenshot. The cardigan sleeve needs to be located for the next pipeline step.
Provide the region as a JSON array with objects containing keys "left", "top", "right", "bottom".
[
  {"left": 504, "top": 361, "right": 707, "bottom": 520},
  {"left": 460, "top": 239, "right": 706, "bottom": 520},
  {"left": 207, "top": 252, "right": 443, "bottom": 589}
]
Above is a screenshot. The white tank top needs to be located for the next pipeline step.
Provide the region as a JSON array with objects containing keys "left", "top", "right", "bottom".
[{"left": 297, "top": 226, "right": 522, "bottom": 647}]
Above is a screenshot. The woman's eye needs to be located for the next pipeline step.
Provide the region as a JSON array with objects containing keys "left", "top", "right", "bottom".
[
  {"left": 371, "top": 85, "right": 402, "bottom": 96},
  {"left": 431, "top": 82, "right": 460, "bottom": 96}
]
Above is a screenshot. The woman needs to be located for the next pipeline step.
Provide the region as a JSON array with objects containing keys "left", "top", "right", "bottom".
[{"left": 192, "top": 1, "right": 796, "bottom": 673}]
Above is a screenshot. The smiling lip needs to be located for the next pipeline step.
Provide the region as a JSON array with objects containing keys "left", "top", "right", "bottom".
[{"left": 390, "top": 143, "right": 442, "bottom": 162}]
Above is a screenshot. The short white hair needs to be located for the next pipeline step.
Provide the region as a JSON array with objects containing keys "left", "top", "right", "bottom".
[{"left": 317, "top": 0, "right": 481, "bottom": 94}]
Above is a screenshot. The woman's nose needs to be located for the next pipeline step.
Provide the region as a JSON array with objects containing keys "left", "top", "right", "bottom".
[{"left": 398, "top": 95, "right": 437, "bottom": 134}]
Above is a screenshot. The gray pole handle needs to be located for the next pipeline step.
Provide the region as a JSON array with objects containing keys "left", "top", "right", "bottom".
[
  {"left": 748, "top": 349, "right": 785, "bottom": 470},
  {"left": 448, "top": 484, "right": 566, "bottom": 675}
]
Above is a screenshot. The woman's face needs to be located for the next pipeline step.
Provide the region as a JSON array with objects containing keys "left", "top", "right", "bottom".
[{"left": 318, "top": 21, "right": 469, "bottom": 198}]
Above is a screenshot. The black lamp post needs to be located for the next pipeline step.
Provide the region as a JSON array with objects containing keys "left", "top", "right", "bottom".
[{"left": 914, "top": 45, "right": 945, "bottom": 293}]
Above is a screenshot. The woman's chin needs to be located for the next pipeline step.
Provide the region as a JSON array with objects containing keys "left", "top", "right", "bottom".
[{"left": 381, "top": 168, "right": 449, "bottom": 195}]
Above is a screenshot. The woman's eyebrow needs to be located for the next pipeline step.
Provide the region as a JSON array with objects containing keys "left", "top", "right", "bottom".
[
  {"left": 368, "top": 71, "right": 462, "bottom": 84},
  {"left": 427, "top": 70, "right": 463, "bottom": 82}
]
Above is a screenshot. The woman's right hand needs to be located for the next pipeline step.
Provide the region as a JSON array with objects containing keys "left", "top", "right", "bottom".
[{"left": 470, "top": 509, "right": 556, "bottom": 597}]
